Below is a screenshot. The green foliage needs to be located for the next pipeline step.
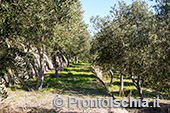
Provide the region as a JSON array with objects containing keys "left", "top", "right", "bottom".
[
  {"left": 90, "top": 0, "right": 170, "bottom": 94},
  {"left": 52, "top": 0, "right": 91, "bottom": 60},
  {"left": 0, "top": 0, "right": 91, "bottom": 97}
]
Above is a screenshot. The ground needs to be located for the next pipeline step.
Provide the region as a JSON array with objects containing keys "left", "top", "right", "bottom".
[
  {"left": 0, "top": 61, "right": 169, "bottom": 113},
  {"left": 0, "top": 62, "right": 127, "bottom": 113}
]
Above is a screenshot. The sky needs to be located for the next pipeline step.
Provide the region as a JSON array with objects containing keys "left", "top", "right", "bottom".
[{"left": 79, "top": 0, "right": 156, "bottom": 34}]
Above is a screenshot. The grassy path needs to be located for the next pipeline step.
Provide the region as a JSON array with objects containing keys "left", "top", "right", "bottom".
[
  {"left": 1, "top": 61, "right": 170, "bottom": 112},
  {"left": 0, "top": 61, "right": 128, "bottom": 113},
  {"left": 42, "top": 61, "right": 109, "bottom": 96}
]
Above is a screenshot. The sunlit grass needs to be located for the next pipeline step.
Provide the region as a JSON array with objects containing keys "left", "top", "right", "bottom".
[
  {"left": 11, "top": 61, "right": 108, "bottom": 97},
  {"left": 7, "top": 61, "right": 163, "bottom": 100},
  {"left": 103, "top": 72, "right": 162, "bottom": 100}
]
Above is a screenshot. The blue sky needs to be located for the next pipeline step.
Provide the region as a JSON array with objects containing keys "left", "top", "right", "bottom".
[{"left": 79, "top": 0, "right": 156, "bottom": 26}]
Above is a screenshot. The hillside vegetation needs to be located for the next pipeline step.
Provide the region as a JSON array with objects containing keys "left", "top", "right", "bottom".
[{"left": 0, "top": 0, "right": 170, "bottom": 113}]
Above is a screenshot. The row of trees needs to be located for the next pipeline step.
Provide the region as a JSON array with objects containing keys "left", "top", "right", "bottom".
[
  {"left": 0, "top": 0, "right": 91, "bottom": 99},
  {"left": 90, "top": 0, "right": 170, "bottom": 99},
  {"left": 1, "top": 0, "right": 169, "bottom": 101}
]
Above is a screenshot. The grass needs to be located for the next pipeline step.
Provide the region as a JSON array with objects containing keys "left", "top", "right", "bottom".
[
  {"left": 104, "top": 75, "right": 167, "bottom": 100},
  {"left": 7, "top": 61, "right": 168, "bottom": 100},
  {"left": 7, "top": 61, "right": 109, "bottom": 97},
  {"left": 4, "top": 61, "right": 170, "bottom": 113}
]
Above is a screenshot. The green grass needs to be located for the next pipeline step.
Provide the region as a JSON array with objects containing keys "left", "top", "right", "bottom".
[
  {"left": 7, "top": 61, "right": 167, "bottom": 100},
  {"left": 41, "top": 62, "right": 109, "bottom": 96},
  {"left": 8, "top": 61, "right": 109, "bottom": 97},
  {"left": 105, "top": 75, "right": 161, "bottom": 100}
]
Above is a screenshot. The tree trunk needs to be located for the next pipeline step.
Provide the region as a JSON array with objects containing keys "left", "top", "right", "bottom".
[
  {"left": 137, "top": 78, "right": 144, "bottom": 100},
  {"left": 92, "top": 66, "right": 116, "bottom": 99},
  {"left": 59, "top": 56, "right": 64, "bottom": 71},
  {"left": 66, "top": 54, "right": 70, "bottom": 67},
  {"left": 129, "top": 68, "right": 144, "bottom": 99},
  {"left": 7, "top": 67, "right": 14, "bottom": 87},
  {"left": 67, "top": 59, "right": 70, "bottom": 67},
  {"left": 72, "top": 56, "right": 75, "bottom": 64},
  {"left": 31, "top": 60, "right": 38, "bottom": 77},
  {"left": 36, "top": 45, "right": 46, "bottom": 90},
  {"left": 55, "top": 66, "right": 59, "bottom": 78},
  {"left": 119, "top": 74, "right": 124, "bottom": 96},
  {"left": 54, "top": 51, "right": 60, "bottom": 78},
  {"left": 120, "top": 74, "right": 124, "bottom": 91},
  {"left": 109, "top": 70, "right": 114, "bottom": 84},
  {"left": 76, "top": 56, "right": 78, "bottom": 64}
]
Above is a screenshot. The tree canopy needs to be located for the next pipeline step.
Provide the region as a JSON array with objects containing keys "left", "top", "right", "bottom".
[{"left": 90, "top": 0, "right": 170, "bottom": 97}]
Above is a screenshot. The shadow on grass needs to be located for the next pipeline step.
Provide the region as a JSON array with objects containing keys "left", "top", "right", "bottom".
[
  {"left": 12, "top": 62, "right": 109, "bottom": 97},
  {"left": 64, "top": 68, "right": 91, "bottom": 72},
  {"left": 111, "top": 89, "right": 160, "bottom": 98},
  {"left": 69, "top": 62, "right": 91, "bottom": 68},
  {"left": 42, "top": 72, "right": 109, "bottom": 96},
  {"left": 110, "top": 81, "right": 134, "bottom": 87},
  {"left": 69, "top": 63, "right": 86, "bottom": 67}
]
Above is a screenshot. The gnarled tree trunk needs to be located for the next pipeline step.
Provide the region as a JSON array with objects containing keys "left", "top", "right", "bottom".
[
  {"left": 137, "top": 77, "right": 143, "bottom": 99},
  {"left": 36, "top": 45, "right": 46, "bottom": 90},
  {"left": 72, "top": 56, "right": 75, "bottom": 64},
  {"left": 54, "top": 51, "right": 60, "bottom": 78},
  {"left": 129, "top": 68, "right": 144, "bottom": 100},
  {"left": 66, "top": 54, "right": 70, "bottom": 67},
  {"left": 31, "top": 60, "right": 38, "bottom": 77},
  {"left": 76, "top": 56, "right": 78, "bottom": 64},
  {"left": 67, "top": 59, "right": 70, "bottom": 67},
  {"left": 6, "top": 67, "right": 14, "bottom": 87},
  {"left": 59, "top": 56, "right": 64, "bottom": 71},
  {"left": 109, "top": 70, "right": 114, "bottom": 84},
  {"left": 119, "top": 74, "right": 124, "bottom": 96}
]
